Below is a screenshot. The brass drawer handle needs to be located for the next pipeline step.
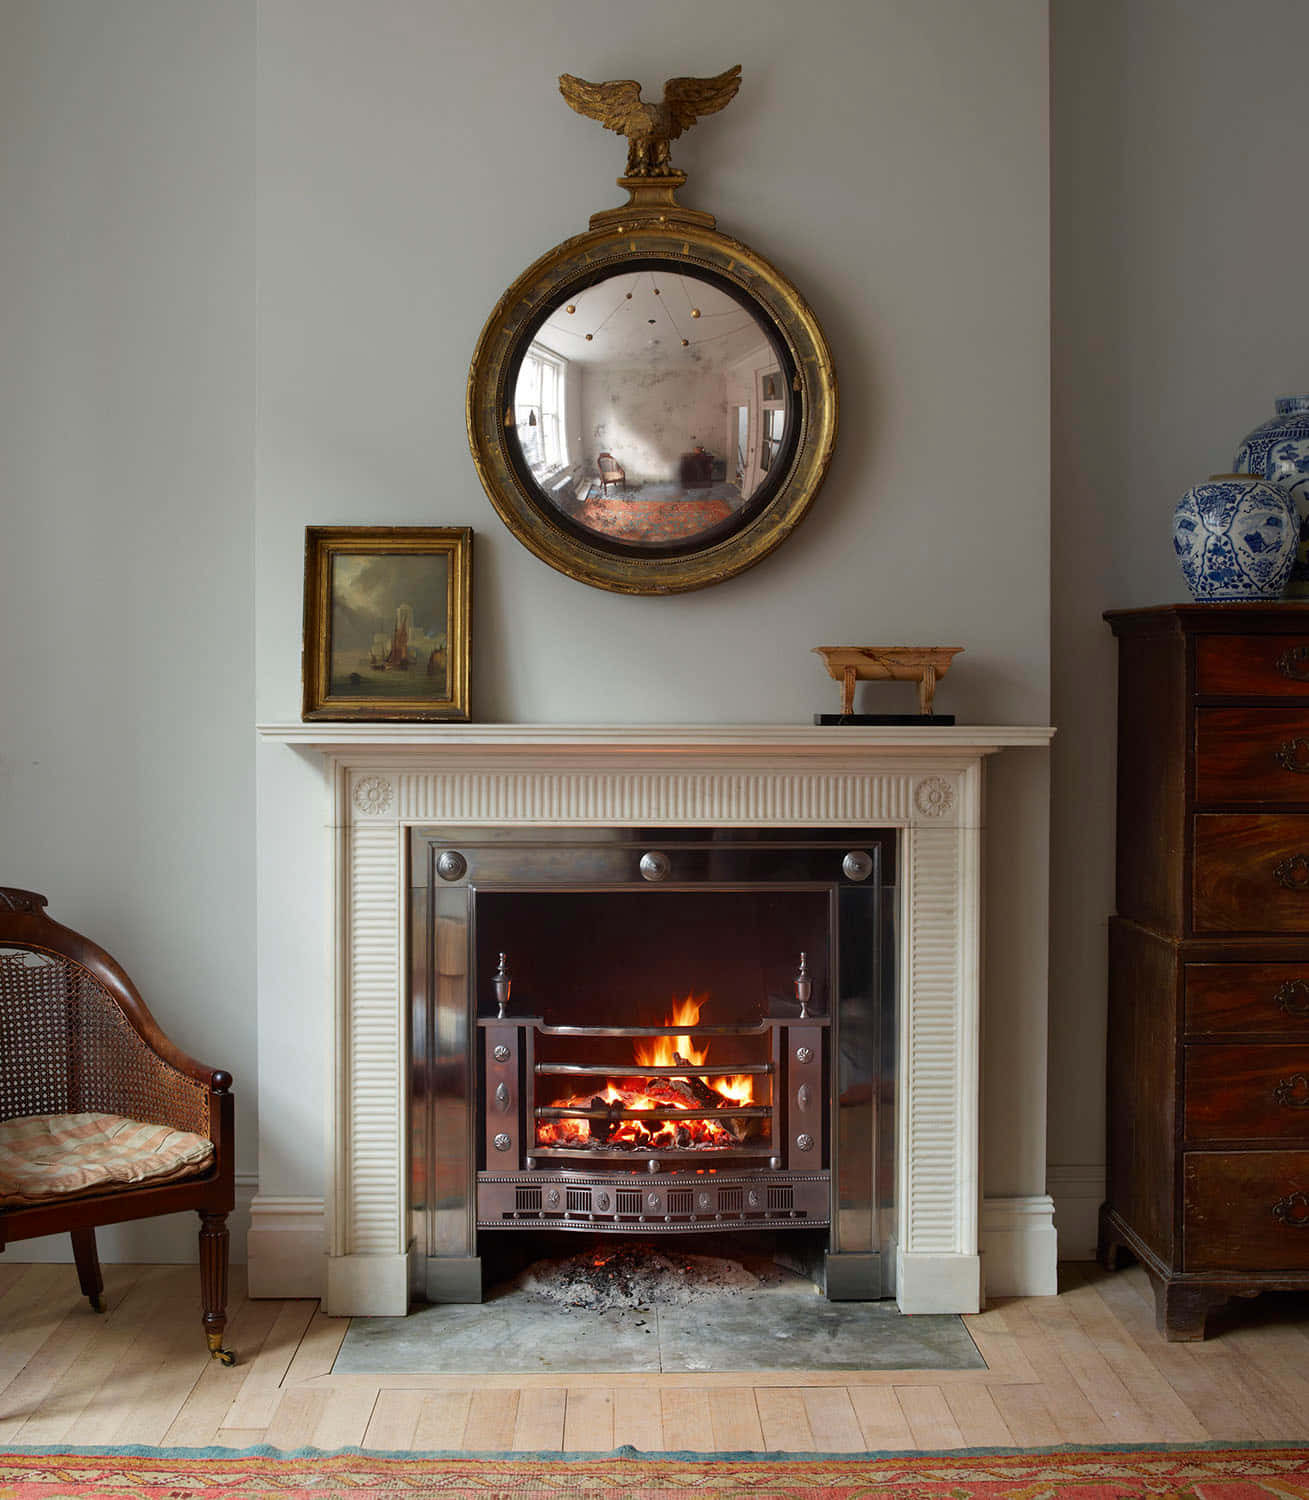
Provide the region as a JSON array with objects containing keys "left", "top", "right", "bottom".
[
  {"left": 1273, "top": 855, "right": 1309, "bottom": 890},
  {"left": 1272, "top": 1191, "right": 1309, "bottom": 1227},
  {"left": 1273, "top": 1073, "right": 1309, "bottom": 1108},
  {"left": 1276, "top": 645, "right": 1309, "bottom": 681},
  {"left": 1275, "top": 979, "right": 1309, "bottom": 1017},
  {"left": 1275, "top": 738, "right": 1309, "bottom": 773}
]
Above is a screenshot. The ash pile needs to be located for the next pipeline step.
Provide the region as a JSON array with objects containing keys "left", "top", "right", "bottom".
[{"left": 511, "top": 1241, "right": 765, "bottom": 1312}]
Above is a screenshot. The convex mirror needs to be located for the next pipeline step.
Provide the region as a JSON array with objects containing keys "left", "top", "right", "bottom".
[{"left": 467, "top": 68, "right": 837, "bottom": 595}]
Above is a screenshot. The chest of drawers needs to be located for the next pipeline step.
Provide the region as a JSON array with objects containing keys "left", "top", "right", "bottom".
[{"left": 1101, "top": 605, "right": 1309, "bottom": 1340}]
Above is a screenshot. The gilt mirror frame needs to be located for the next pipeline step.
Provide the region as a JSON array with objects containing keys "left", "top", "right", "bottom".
[{"left": 466, "top": 80, "right": 837, "bottom": 596}]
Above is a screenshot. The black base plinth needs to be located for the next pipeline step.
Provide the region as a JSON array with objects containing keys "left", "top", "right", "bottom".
[{"left": 814, "top": 713, "right": 956, "bottom": 726}]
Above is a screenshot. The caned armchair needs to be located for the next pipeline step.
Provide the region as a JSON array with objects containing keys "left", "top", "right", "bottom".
[
  {"left": 0, "top": 889, "right": 236, "bottom": 1363},
  {"left": 597, "top": 452, "right": 625, "bottom": 494}
]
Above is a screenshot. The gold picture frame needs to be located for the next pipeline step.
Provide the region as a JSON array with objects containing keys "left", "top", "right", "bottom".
[
  {"left": 466, "top": 70, "right": 836, "bottom": 597},
  {"left": 467, "top": 216, "right": 836, "bottom": 597},
  {"left": 302, "top": 526, "right": 471, "bottom": 721}
]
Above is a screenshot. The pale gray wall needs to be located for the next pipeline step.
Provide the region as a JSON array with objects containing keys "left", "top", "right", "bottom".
[
  {"left": 254, "top": 0, "right": 1053, "bottom": 1211},
  {"left": 1, "top": 0, "right": 1053, "bottom": 1263},
  {"left": 1049, "top": 0, "right": 1309, "bottom": 1254},
  {"left": 0, "top": 0, "right": 256, "bottom": 1259},
  {"left": 580, "top": 364, "right": 730, "bottom": 488},
  {"left": 7, "top": 0, "right": 1303, "bottom": 1273}
]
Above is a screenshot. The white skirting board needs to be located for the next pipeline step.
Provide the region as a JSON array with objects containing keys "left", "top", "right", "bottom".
[
  {"left": 1047, "top": 1164, "right": 1106, "bottom": 1263},
  {"left": 2, "top": 1175, "right": 257, "bottom": 1265},
  {"left": 980, "top": 1193, "right": 1059, "bottom": 1297},
  {"left": 245, "top": 1195, "right": 329, "bottom": 1299},
  {"left": 245, "top": 1193, "right": 1060, "bottom": 1308}
]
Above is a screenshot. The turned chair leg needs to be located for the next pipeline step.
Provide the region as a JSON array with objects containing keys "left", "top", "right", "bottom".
[
  {"left": 70, "top": 1226, "right": 104, "bottom": 1312},
  {"left": 198, "top": 1210, "right": 235, "bottom": 1365}
]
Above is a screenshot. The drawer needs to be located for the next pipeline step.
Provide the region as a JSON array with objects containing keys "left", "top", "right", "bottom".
[
  {"left": 1185, "top": 1045, "right": 1309, "bottom": 1141},
  {"left": 1192, "top": 813, "right": 1309, "bottom": 932},
  {"left": 1195, "top": 708, "right": 1309, "bottom": 803},
  {"left": 1196, "top": 634, "right": 1309, "bottom": 697},
  {"left": 1184, "top": 1151, "right": 1309, "bottom": 1270},
  {"left": 1187, "top": 963, "right": 1309, "bottom": 1035}
]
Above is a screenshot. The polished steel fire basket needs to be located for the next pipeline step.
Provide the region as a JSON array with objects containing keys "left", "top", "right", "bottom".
[{"left": 408, "top": 826, "right": 895, "bottom": 1304}]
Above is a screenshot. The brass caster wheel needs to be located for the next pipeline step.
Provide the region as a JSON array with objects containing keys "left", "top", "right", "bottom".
[
  {"left": 88, "top": 1295, "right": 104, "bottom": 1314},
  {"left": 206, "top": 1330, "right": 236, "bottom": 1365}
]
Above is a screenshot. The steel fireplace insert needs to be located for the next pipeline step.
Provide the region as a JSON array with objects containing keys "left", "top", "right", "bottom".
[{"left": 409, "top": 826, "right": 896, "bottom": 1303}]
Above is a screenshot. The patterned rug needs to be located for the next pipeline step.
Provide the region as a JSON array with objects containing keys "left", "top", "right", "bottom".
[
  {"left": 3, "top": 1443, "right": 1309, "bottom": 1498},
  {"left": 570, "top": 492, "right": 737, "bottom": 543}
]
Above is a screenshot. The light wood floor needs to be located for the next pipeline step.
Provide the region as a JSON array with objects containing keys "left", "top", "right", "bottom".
[{"left": 1, "top": 1259, "right": 1308, "bottom": 1452}]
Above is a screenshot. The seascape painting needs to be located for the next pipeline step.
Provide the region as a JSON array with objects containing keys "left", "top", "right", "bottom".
[
  {"left": 303, "top": 525, "right": 470, "bottom": 721},
  {"left": 328, "top": 552, "right": 451, "bottom": 700}
]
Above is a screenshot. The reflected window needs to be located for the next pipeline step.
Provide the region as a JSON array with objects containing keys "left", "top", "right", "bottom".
[
  {"left": 759, "top": 375, "right": 786, "bottom": 474},
  {"left": 515, "top": 345, "right": 567, "bottom": 478}
]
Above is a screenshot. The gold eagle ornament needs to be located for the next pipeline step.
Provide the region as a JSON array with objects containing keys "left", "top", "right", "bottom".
[{"left": 558, "top": 65, "right": 743, "bottom": 179}]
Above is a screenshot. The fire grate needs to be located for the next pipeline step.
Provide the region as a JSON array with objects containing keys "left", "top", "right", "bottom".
[{"left": 476, "top": 951, "right": 831, "bottom": 1233}]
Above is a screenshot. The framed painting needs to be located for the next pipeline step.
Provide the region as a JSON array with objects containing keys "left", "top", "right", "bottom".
[{"left": 302, "top": 526, "right": 472, "bottom": 721}]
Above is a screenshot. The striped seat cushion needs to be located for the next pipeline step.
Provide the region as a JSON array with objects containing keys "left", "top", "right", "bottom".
[{"left": 0, "top": 1112, "right": 214, "bottom": 1207}]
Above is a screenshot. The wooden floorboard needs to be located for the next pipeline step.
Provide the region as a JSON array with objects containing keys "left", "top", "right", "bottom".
[
  {"left": 5, "top": 1261, "right": 1309, "bottom": 1454},
  {"left": 363, "top": 1388, "right": 426, "bottom": 1451}
]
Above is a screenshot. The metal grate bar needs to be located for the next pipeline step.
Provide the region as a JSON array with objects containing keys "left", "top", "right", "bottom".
[
  {"left": 535, "top": 1105, "right": 772, "bottom": 1121},
  {"left": 535, "top": 1062, "right": 772, "bottom": 1077}
]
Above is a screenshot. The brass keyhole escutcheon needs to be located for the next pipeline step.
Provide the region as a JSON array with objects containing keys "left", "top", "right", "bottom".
[
  {"left": 1272, "top": 1190, "right": 1309, "bottom": 1227},
  {"left": 1274, "top": 978, "right": 1309, "bottom": 1018},
  {"left": 1273, "top": 1073, "right": 1309, "bottom": 1108},
  {"left": 1273, "top": 854, "right": 1309, "bottom": 891},
  {"left": 1275, "top": 737, "right": 1309, "bottom": 773},
  {"left": 1276, "top": 645, "right": 1309, "bottom": 681}
]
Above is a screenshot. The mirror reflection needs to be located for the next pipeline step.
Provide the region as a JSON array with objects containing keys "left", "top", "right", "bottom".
[{"left": 511, "top": 269, "right": 791, "bottom": 549}]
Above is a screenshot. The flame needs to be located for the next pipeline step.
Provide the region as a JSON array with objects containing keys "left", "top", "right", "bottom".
[
  {"left": 633, "top": 991, "right": 709, "bottom": 1069},
  {"left": 535, "top": 991, "right": 761, "bottom": 1152},
  {"left": 711, "top": 1073, "right": 754, "bottom": 1104}
]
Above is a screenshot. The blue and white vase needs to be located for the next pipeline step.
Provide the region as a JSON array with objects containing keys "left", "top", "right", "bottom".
[
  {"left": 1172, "top": 474, "right": 1297, "bottom": 601},
  {"left": 1233, "top": 394, "right": 1309, "bottom": 596}
]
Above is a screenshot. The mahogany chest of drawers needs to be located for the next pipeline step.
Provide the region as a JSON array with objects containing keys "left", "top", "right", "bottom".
[{"left": 1101, "top": 604, "right": 1309, "bottom": 1340}]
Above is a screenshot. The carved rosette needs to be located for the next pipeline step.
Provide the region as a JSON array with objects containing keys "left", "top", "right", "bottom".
[
  {"left": 914, "top": 776, "right": 955, "bottom": 819},
  {"left": 352, "top": 775, "right": 395, "bottom": 818}
]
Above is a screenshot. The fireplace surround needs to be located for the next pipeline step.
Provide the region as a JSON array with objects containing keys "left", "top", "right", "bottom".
[{"left": 252, "top": 722, "right": 1056, "bottom": 1317}]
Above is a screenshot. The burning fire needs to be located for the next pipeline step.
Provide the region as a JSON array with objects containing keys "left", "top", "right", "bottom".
[
  {"left": 537, "top": 993, "right": 761, "bottom": 1153},
  {"left": 633, "top": 992, "right": 709, "bottom": 1069}
]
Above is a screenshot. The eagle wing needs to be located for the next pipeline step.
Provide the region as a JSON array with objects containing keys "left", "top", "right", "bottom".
[
  {"left": 662, "top": 65, "right": 742, "bottom": 139},
  {"left": 558, "top": 75, "right": 645, "bottom": 136}
]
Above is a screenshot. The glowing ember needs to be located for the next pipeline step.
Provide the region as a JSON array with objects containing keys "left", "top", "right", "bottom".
[{"left": 537, "top": 994, "right": 762, "bottom": 1152}]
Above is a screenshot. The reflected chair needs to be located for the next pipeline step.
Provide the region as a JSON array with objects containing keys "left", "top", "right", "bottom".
[
  {"left": 0, "top": 888, "right": 236, "bottom": 1363},
  {"left": 597, "top": 452, "right": 625, "bottom": 494}
]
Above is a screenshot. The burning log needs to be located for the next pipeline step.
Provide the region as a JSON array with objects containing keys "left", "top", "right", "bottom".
[
  {"left": 672, "top": 1055, "right": 727, "bottom": 1111},
  {"left": 589, "top": 1094, "right": 624, "bottom": 1144},
  {"left": 651, "top": 1076, "right": 702, "bottom": 1110}
]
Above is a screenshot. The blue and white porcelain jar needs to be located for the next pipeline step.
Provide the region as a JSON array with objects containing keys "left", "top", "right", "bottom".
[
  {"left": 1172, "top": 474, "right": 1297, "bottom": 601},
  {"left": 1233, "top": 395, "right": 1309, "bottom": 595}
]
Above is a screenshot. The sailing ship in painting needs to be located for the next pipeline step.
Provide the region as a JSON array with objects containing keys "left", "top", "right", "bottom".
[
  {"left": 327, "top": 549, "right": 451, "bottom": 700},
  {"left": 369, "top": 604, "right": 446, "bottom": 679}
]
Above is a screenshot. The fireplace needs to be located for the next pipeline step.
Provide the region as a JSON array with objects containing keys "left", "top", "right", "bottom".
[
  {"left": 251, "top": 722, "right": 1057, "bottom": 1317},
  {"left": 410, "top": 828, "right": 895, "bottom": 1301}
]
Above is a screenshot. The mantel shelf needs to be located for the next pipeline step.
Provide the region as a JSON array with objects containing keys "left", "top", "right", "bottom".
[{"left": 256, "top": 721, "right": 1054, "bottom": 758}]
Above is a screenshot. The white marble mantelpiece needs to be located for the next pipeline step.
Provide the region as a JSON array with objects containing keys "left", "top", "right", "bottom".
[{"left": 254, "top": 722, "right": 1055, "bottom": 1316}]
